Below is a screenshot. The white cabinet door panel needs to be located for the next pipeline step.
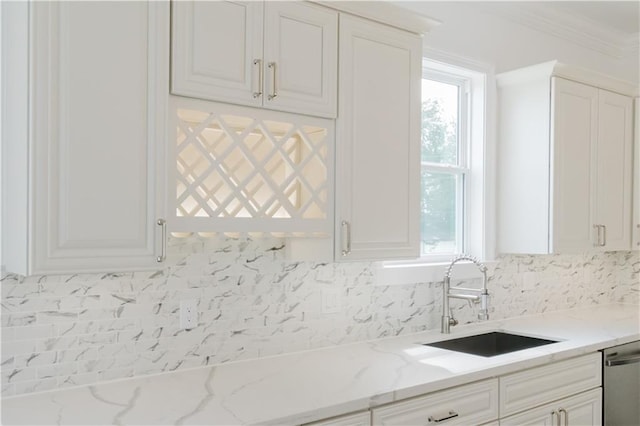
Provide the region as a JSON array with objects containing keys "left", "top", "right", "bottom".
[
  {"left": 171, "top": 1, "right": 263, "bottom": 107},
  {"left": 595, "top": 89, "right": 633, "bottom": 251},
  {"left": 551, "top": 77, "right": 598, "bottom": 252},
  {"left": 29, "top": 2, "right": 167, "bottom": 273},
  {"left": 263, "top": 2, "right": 337, "bottom": 118},
  {"left": 336, "top": 15, "right": 421, "bottom": 261}
]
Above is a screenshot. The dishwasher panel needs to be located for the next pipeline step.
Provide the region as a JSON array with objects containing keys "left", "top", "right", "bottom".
[{"left": 603, "top": 341, "right": 640, "bottom": 426}]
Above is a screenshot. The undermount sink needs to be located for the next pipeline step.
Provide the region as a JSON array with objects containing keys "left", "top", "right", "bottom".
[{"left": 423, "top": 331, "right": 558, "bottom": 357}]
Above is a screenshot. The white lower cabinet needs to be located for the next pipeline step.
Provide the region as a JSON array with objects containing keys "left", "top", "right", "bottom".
[
  {"left": 309, "top": 353, "right": 602, "bottom": 426},
  {"left": 500, "top": 388, "right": 602, "bottom": 426},
  {"left": 371, "top": 379, "right": 499, "bottom": 425}
]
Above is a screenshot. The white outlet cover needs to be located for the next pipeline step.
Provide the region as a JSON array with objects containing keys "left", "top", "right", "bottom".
[
  {"left": 322, "top": 288, "right": 342, "bottom": 314},
  {"left": 180, "top": 299, "right": 198, "bottom": 330}
]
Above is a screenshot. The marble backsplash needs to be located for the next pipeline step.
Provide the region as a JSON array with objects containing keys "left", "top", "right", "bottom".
[{"left": 2, "top": 235, "right": 638, "bottom": 397}]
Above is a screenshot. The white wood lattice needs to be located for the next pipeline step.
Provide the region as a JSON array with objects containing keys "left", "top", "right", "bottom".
[{"left": 169, "top": 98, "right": 334, "bottom": 234}]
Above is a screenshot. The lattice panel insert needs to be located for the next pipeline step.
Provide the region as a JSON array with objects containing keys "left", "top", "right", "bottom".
[{"left": 175, "top": 108, "right": 330, "bottom": 225}]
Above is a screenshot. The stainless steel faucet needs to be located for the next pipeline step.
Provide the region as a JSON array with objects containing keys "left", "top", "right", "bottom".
[{"left": 441, "top": 254, "right": 490, "bottom": 333}]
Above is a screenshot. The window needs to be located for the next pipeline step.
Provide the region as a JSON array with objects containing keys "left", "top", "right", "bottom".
[
  {"left": 420, "top": 73, "right": 469, "bottom": 257},
  {"left": 380, "top": 54, "right": 494, "bottom": 283}
]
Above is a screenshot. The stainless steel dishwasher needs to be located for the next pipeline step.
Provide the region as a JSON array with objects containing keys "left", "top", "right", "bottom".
[{"left": 603, "top": 341, "right": 640, "bottom": 426}]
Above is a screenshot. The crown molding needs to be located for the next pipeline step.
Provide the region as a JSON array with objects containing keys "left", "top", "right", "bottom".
[
  {"left": 314, "top": 1, "right": 441, "bottom": 35},
  {"left": 497, "top": 60, "right": 639, "bottom": 97},
  {"left": 484, "top": 3, "right": 639, "bottom": 60}
]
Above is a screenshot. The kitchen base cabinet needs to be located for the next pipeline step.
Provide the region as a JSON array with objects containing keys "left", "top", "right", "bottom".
[{"left": 500, "top": 388, "right": 602, "bottom": 426}]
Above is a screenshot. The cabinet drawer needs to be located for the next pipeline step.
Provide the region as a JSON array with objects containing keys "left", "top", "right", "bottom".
[
  {"left": 303, "top": 411, "right": 370, "bottom": 426},
  {"left": 500, "top": 353, "right": 601, "bottom": 417},
  {"left": 372, "top": 379, "right": 499, "bottom": 425}
]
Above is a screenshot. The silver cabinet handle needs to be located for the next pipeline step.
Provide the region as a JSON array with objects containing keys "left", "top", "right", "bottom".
[
  {"left": 606, "top": 351, "right": 640, "bottom": 366},
  {"left": 601, "top": 225, "right": 606, "bottom": 247},
  {"left": 551, "top": 410, "right": 561, "bottom": 426},
  {"left": 156, "top": 218, "right": 166, "bottom": 263},
  {"left": 636, "top": 224, "right": 640, "bottom": 247},
  {"left": 558, "top": 408, "right": 568, "bottom": 426},
  {"left": 252, "top": 59, "right": 263, "bottom": 99},
  {"left": 267, "top": 62, "right": 277, "bottom": 100},
  {"left": 428, "top": 410, "right": 458, "bottom": 423},
  {"left": 593, "top": 225, "right": 602, "bottom": 247},
  {"left": 341, "top": 220, "right": 351, "bottom": 256}
]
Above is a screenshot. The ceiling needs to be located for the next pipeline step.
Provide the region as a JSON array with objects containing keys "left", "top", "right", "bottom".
[{"left": 542, "top": 1, "right": 639, "bottom": 35}]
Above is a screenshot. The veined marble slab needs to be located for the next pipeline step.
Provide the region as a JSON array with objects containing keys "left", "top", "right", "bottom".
[{"left": 2, "top": 303, "right": 639, "bottom": 425}]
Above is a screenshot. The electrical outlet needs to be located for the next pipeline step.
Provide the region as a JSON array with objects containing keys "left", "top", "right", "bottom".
[
  {"left": 322, "top": 288, "right": 342, "bottom": 314},
  {"left": 180, "top": 299, "right": 198, "bottom": 330}
]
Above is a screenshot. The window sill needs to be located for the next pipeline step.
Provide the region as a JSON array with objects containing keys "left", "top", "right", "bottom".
[{"left": 375, "top": 259, "right": 498, "bottom": 286}]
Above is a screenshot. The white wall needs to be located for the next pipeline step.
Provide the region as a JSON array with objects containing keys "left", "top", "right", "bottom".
[{"left": 396, "top": 1, "right": 639, "bottom": 84}]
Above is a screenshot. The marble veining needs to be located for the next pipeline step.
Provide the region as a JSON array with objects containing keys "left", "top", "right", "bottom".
[
  {"left": 1, "top": 234, "right": 638, "bottom": 398},
  {"left": 1, "top": 304, "right": 638, "bottom": 425}
]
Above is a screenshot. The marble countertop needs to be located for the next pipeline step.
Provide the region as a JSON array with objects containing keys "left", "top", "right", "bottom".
[{"left": 2, "top": 303, "right": 639, "bottom": 425}]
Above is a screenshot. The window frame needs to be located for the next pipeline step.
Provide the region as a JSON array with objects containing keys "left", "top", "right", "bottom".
[{"left": 378, "top": 52, "right": 496, "bottom": 285}]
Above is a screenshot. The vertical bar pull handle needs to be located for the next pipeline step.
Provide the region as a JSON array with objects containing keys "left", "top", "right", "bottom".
[
  {"left": 558, "top": 408, "right": 568, "bottom": 426},
  {"left": 252, "top": 59, "right": 263, "bottom": 99},
  {"left": 551, "top": 410, "right": 561, "bottom": 426},
  {"left": 601, "top": 225, "right": 606, "bottom": 247},
  {"left": 267, "top": 62, "right": 277, "bottom": 100},
  {"left": 156, "top": 218, "right": 167, "bottom": 263},
  {"left": 341, "top": 220, "right": 351, "bottom": 256}
]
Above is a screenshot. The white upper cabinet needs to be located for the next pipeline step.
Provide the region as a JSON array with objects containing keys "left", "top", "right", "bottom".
[
  {"left": 497, "top": 62, "right": 634, "bottom": 254},
  {"left": 335, "top": 15, "right": 421, "bottom": 261},
  {"left": 171, "top": 1, "right": 337, "bottom": 118},
  {"left": 2, "top": 2, "right": 169, "bottom": 275}
]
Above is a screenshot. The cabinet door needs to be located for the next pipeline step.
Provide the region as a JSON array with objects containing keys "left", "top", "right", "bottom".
[
  {"left": 30, "top": 2, "right": 168, "bottom": 273},
  {"left": 171, "top": 1, "right": 263, "bottom": 107},
  {"left": 336, "top": 15, "right": 421, "bottom": 261},
  {"left": 594, "top": 89, "right": 633, "bottom": 251},
  {"left": 263, "top": 2, "right": 337, "bottom": 118},
  {"left": 550, "top": 77, "right": 598, "bottom": 253}
]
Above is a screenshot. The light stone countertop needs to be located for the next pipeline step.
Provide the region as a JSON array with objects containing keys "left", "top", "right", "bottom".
[{"left": 2, "top": 303, "right": 639, "bottom": 425}]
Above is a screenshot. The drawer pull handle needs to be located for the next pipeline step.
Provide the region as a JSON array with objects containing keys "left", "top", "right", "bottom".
[{"left": 428, "top": 410, "right": 458, "bottom": 423}]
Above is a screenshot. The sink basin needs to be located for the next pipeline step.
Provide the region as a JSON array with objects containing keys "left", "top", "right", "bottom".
[{"left": 423, "top": 332, "right": 558, "bottom": 357}]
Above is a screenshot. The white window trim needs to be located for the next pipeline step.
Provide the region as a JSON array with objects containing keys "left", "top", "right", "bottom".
[{"left": 377, "top": 48, "right": 497, "bottom": 286}]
